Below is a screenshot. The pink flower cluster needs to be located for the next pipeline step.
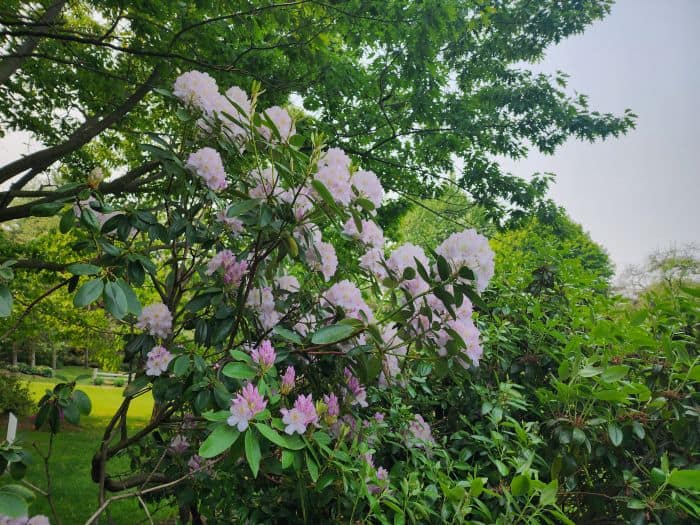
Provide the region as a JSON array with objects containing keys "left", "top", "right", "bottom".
[
  {"left": 136, "top": 302, "right": 173, "bottom": 339},
  {"left": 324, "top": 280, "right": 374, "bottom": 324},
  {"left": 169, "top": 434, "right": 189, "bottom": 454},
  {"left": 323, "top": 393, "right": 340, "bottom": 424},
  {"left": 145, "top": 345, "right": 173, "bottom": 376},
  {"left": 186, "top": 147, "right": 228, "bottom": 191},
  {"left": 280, "top": 366, "right": 296, "bottom": 395},
  {"left": 344, "top": 367, "right": 368, "bottom": 408},
  {"left": 216, "top": 208, "right": 244, "bottom": 234},
  {"left": 206, "top": 249, "right": 248, "bottom": 286},
  {"left": 281, "top": 394, "right": 318, "bottom": 435},
  {"left": 228, "top": 383, "right": 267, "bottom": 431},
  {"left": 408, "top": 414, "right": 435, "bottom": 448},
  {"left": 251, "top": 340, "right": 276, "bottom": 370},
  {"left": 305, "top": 235, "right": 338, "bottom": 282}
]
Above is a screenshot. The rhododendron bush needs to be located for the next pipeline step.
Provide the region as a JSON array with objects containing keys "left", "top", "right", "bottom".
[{"left": 2, "top": 70, "right": 573, "bottom": 524}]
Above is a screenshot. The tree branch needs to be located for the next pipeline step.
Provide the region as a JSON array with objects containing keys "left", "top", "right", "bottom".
[
  {"left": 0, "top": 161, "right": 160, "bottom": 222},
  {"left": 0, "top": 0, "right": 67, "bottom": 86},
  {"left": 0, "top": 68, "right": 161, "bottom": 186}
]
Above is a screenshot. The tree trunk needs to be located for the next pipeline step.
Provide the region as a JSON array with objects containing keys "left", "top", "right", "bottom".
[
  {"left": 11, "top": 343, "right": 18, "bottom": 365},
  {"left": 52, "top": 347, "right": 57, "bottom": 369},
  {"left": 84, "top": 348, "right": 89, "bottom": 368},
  {"left": 30, "top": 348, "right": 36, "bottom": 367}
]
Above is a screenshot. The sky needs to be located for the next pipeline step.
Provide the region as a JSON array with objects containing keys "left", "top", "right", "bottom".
[
  {"left": 499, "top": 0, "right": 700, "bottom": 275},
  {"left": 1, "top": 0, "right": 698, "bottom": 276}
]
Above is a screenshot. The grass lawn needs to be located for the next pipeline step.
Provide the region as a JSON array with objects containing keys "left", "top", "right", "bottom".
[{"left": 3, "top": 375, "right": 176, "bottom": 524}]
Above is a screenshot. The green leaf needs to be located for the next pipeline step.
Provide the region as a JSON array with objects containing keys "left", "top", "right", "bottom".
[
  {"left": 608, "top": 423, "right": 623, "bottom": 447},
  {"left": 272, "top": 325, "right": 302, "bottom": 344},
  {"left": 311, "top": 179, "right": 338, "bottom": 210},
  {"left": 202, "top": 410, "right": 230, "bottom": 422},
  {"left": 572, "top": 428, "right": 586, "bottom": 445},
  {"left": 310, "top": 323, "right": 356, "bottom": 345},
  {"left": 593, "top": 390, "right": 628, "bottom": 402},
  {"left": 103, "top": 280, "right": 128, "bottom": 319},
  {"left": 0, "top": 285, "right": 12, "bottom": 317},
  {"left": 199, "top": 425, "right": 240, "bottom": 458},
  {"left": 226, "top": 199, "right": 259, "bottom": 217},
  {"left": 173, "top": 355, "right": 191, "bottom": 377},
  {"left": 73, "top": 279, "right": 104, "bottom": 308},
  {"left": 281, "top": 450, "right": 295, "bottom": 470},
  {"left": 436, "top": 254, "right": 451, "bottom": 280},
  {"left": 63, "top": 402, "right": 80, "bottom": 425},
  {"left": 66, "top": 263, "right": 101, "bottom": 276},
  {"left": 0, "top": 490, "right": 28, "bottom": 518},
  {"left": 601, "top": 365, "right": 628, "bottom": 383},
  {"left": 72, "top": 390, "right": 91, "bottom": 415},
  {"left": 80, "top": 207, "right": 101, "bottom": 231},
  {"left": 668, "top": 469, "right": 700, "bottom": 491},
  {"left": 511, "top": 474, "right": 530, "bottom": 497},
  {"left": 221, "top": 362, "right": 257, "bottom": 380},
  {"left": 306, "top": 452, "right": 319, "bottom": 482},
  {"left": 245, "top": 429, "right": 261, "bottom": 478},
  {"left": 254, "top": 423, "right": 306, "bottom": 450},
  {"left": 116, "top": 278, "right": 142, "bottom": 315},
  {"left": 539, "top": 480, "right": 558, "bottom": 506},
  {"left": 30, "top": 202, "right": 64, "bottom": 217}
]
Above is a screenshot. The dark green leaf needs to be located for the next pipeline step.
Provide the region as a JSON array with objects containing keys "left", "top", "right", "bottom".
[{"left": 73, "top": 279, "right": 104, "bottom": 308}]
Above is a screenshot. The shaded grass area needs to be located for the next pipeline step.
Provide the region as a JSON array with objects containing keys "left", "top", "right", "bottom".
[{"left": 3, "top": 379, "right": 175, "bottom": 524}]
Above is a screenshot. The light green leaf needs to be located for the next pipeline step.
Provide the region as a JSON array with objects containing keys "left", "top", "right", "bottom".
[
  {"left": 245, "top": 429, "right": 261, "bottom": 478},
  {"left": 199, "top": 425, "right": 239, "bottom": 458},
  {"left": 221, "top": 362, "right": 257, "bottom": 380},
  {"left": 310, "top": 323, "right": 356, "bottom": 345}
]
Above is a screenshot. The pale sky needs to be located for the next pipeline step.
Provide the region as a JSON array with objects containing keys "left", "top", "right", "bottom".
[
  {"left": 499, "top": 0, "right": 700, "bottom": 274},
  {"left": 1, "top": 0, "right": 698, "bottom": 275}
]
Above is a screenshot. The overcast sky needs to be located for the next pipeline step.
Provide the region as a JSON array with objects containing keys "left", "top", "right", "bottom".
[
  {"left": 1, "top": 0, "right": 698, "bottom": 275},
  {"left": 499, "top": 0, "right": 700, "bottom": 275}
]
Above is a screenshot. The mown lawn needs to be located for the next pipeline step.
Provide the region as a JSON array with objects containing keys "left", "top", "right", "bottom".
[{"left": 4, "top": 375, "right": 176, "bottom": 524}]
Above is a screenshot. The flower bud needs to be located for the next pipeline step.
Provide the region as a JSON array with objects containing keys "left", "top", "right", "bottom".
[{"left": 87, "top": 167, "right": 105, "bottom": 189}]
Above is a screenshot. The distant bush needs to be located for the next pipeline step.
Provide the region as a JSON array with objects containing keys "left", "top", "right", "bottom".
[
  {"left": 92, "top": 377, "right": 104, "bottom": 386},
  {"left": 0, "top": 373, "right": 34, "bottom": 416},
  {"left": 113, "top": 378, "right": 125, "bottom": 388},
  {"left": 3, "top": 363, "right": 53, "bottom": 377}
]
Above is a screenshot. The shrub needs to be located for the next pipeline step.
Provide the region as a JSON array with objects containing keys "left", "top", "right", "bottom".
[
  {"left": 113, "top": 378, "right": 125, "bottom": 388},
  {"left": 92, "top": 377, "right": 104, "bottom": 386},
  {"left": 0, "top": 373, "right": 34, "bottom": 417}
]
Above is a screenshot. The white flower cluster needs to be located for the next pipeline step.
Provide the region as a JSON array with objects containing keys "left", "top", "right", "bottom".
[
  {"left": 136, "top": 302, "right": 173, "bottom": 339},
  {"left": 436, "top": 229, "right": 494, "bottom": 293}
]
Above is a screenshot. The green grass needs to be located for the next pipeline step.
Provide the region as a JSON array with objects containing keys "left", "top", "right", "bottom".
[{"left": 3, "top": 377, "right": 175, "bottom": 524}]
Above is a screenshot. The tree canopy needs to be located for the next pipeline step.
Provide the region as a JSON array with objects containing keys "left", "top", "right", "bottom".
[{"left": 0, "top": 0, "right": 635, "bottom": 225}]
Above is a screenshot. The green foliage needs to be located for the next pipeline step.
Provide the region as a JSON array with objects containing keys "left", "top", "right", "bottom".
[{"left": 0, "top": 373, "right": 34, "bottom": 416}]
